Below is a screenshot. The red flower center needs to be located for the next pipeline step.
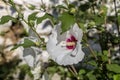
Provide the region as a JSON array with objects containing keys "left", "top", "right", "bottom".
[{"left": 66, "top": 35, "right": 77, "bottom": 50}]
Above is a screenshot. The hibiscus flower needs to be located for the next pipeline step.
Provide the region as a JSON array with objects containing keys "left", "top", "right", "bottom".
[{"left": 47, "top": 23, "right": 85, "bottom": 66}]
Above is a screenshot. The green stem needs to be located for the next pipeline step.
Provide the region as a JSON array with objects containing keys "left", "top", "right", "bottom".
[
  {"left": 68, "top": 65, "right": 80, "bottom": 80},
  {"left": 68, "top": 66, "right": 76, "bottom": 77},
  {"left": 71, "top": 65, "right": 81, "bottom": 80},
  {"left": 108, "top": 47, "right": 111, "bottom": 64},
  {"left": 87, "top": 43, "right": 98, "bottom": 60},
  {"left": 71, "top": 65, "right": 78, "bottom": 75},
  {"left": 9, "top": 0, "right": 46, "bottom": 45}
]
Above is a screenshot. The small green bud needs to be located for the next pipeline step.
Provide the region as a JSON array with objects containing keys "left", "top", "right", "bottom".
[{"left": 70, "top": 8, "right": 76, "bottom": 14}]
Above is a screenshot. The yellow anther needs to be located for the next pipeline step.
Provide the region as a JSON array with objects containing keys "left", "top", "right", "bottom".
[{"left": 66, "top": 42, "right": 76, "bottom": 46}]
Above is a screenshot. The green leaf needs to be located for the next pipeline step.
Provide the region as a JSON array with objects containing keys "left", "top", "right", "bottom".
[
  {"left": 100, "top": 5, "right": 107, "bottom": 17},
  {"left": 47, "top": 67, "right": 57, "bottom": 74},
  {"left": 59, "top": 12, "right": 75, "bottom": 33},
  {"left": 106, "top": 64, "right": 120, "bottom": 73},
  {"left": 86, "top": 71, "right": 97, "bottom": 80},
  {"left": 107, "top": 73, "right": 114, "bottom": 79},
  {"left": 27, "top": 5, "right": 36, "bottom": 10},
  {"left": 79, "top": 69, "right": 86, "bottom": 75},
  {"left": 28, "top": 12, "right": 38, "bottom": 22},
  {"left": 0, "top": 15, "right": 17, "bottom": 24},
  {"left": 101, "top": 50, "right": 108, "bottom": 61},
  {"left": 118, "top": 15, "right": 120, "bottom": 24},
  {"left": 102, "top": 55, "right": 108, "bottom": 62},
  {"left": 58, "top": 66, "right": 65, "bottom": 74},
  {"left": 94, "top": 5, "right": 107, "bottom": 25},
  {"left": 78, "top": 22, "right": 86, "bottom": 31},
  {"left": 55, "top": 5, "right": 68, "bottom": 10},
  {"left": 114, "top": 74, "right": 120, "bottom": 80},
  {"left": 88, "top": 21, "right": 96, "bottom": 28},
  {"left": 28, "top": 12, "right": 38, "bottom": 26},
  {"left": 37, "top": 13, "right": 54, "bottom": 24},
  {"left": 19, "top": 64, "right": 33, "bottom": 77},
  {"left": 103, "top": 50, "right": 108, "bottom": 56},
  {"left": 21, "top": 39, "right": 36, "bottom": 48},
  {"left": 88, "top": 60, "right": 97, "bottom": 67},
  {"left": 12, "top": 39, "right": 36, "bottom": 50},
  {"left": 93, "top": 15, "right": 104, "bottom": 25},
  {"left": 67, "top": 71, "right": 73, "bottom": 77}
]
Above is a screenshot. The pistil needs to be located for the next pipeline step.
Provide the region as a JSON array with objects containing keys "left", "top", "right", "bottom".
[{"left": 66, "top": 35, "right": 77, "bottom": 50}]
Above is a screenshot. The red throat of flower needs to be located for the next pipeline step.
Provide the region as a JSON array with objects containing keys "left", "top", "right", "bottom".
[{"left": 66, "top": 35, "right": 77, "bottom": 50}]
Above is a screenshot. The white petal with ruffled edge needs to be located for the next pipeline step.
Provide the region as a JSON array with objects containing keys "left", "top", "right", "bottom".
[{"left": 47, "top": 23, "right": 85, "bottom": 66}]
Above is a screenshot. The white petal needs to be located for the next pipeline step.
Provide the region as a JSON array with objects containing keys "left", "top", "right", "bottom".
[
  {"left": 69, "top": 23, "right": 83, "bottom": 42},
  {"left": 56, "top": 44, "right": 84, "bottom": 66},
  {"left": 47, "top": 36, "right": 84, "bottom": 65},
  {"left": 47, "top": 23, "right": 85, "bottom": 66},
  {"left": 47, "top": 32, "right": 71, "bottom": 61}
]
